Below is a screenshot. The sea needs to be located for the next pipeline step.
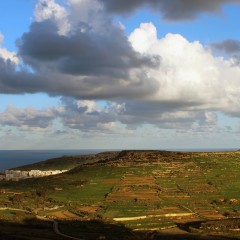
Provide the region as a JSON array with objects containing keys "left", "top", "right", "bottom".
[
  {"left": 0, "top": 148, "right": 238, "bottom": 172},
  {"left": 0, "top": 149, "right": 103, "bottom": 172}
]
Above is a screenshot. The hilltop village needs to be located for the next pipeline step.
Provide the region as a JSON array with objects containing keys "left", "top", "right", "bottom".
[{"left": 0, "top": 169, "right": 68, "bottom": 181}]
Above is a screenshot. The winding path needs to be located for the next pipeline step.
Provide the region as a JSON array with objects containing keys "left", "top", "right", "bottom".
[
  {"left": 52, "top": 220, "right": 84, "bottom": 240},
  {"left": 0, "top": 208, "right": 83, "bottom": 240}
]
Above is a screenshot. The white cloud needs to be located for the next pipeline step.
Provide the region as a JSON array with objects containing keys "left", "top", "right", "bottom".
[
  {"left": 0, "top": 32, "right": 19, "bottom": 65},
  {"left": 129, "top": 23, "right": 158, "bottom": 53},
  {"left": 129, "top": 22, "right": 240, "bottom": 116},
  {"left": 35, "top": 0, "right": 70, "bottom": 34},
  {"left": 0, "top": 95, "right": 224, "bottom": 139},
  {"left": 76, "top": 100, "right": 100, "bottom": 113},
  {"left": 1, "top": 1, "right": 240, "bottom": 139},
  {"left": 34, "top": 0, "right": 110, "bottom": 35},
  {"left": 67, "top": 0, "right": 107, "bottom": 32},
  {"left": 0, "top": 104, "right": 58, "bottom": 131}
]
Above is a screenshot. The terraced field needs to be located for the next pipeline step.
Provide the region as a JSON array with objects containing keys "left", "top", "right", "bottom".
[{"left": 0, "top": 150, "right": 239, "bottom": 239}]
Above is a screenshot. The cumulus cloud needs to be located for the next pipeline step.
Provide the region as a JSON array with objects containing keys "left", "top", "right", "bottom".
[
  {"left": 2, "top": 17, "right": 240, "bottom": 117},
  {"left": 0, "top": 98, "right": 128, "bottom": 135},
  {"left": 35, "top": 0, "right": 65, "bottom": 21},
  {"left": 129, "top": 23, "right": 240, "bottom": 115},
  {"left": 100, "top": 0, "right": 240, "bottom": 20},
  {"left": 0, "top": 33, "right": 19, "bottom": 64},
  {"left": 0, "top": 104, "right": 59, "bottom": 131},
  {"left": 0, "top": 57, "right": 44, "bottom": 94},
  {"left": 59, "top": 100, "right": 219, "bottom": 133},
  {"left": 0, "top": 98, "right": 219, "bottom": 135},
  {"left": 2, "top": 0, "right": 240, "bottom": 135},
  {"left": 1, "top": 0, "right": 158, "bottom": 99},
  {"left": 1, "top": 10, "right": 240, "bottom": 117},
  {"left": 35, "top": 0, "right": 70, "bottom": 34},
  {"left": 59, "top": 98, "right": 118, "bottom": 133},
  {"left": 18, "top": 20, "right": 158, "bottom": 77}
]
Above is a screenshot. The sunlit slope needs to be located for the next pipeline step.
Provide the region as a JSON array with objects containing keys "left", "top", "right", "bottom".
[{"left": 0, "top": 150, "right": 239, "bottom": 239}]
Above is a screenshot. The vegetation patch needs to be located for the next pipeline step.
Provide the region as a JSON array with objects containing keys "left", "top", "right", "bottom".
[{"left": 0, "top": 150, "right": 239, "bottom": 239}]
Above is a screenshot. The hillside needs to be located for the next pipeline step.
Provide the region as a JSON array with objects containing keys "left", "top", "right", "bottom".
[
  {"left": 0, "top": 150, "right": 239, "bottom": 240},
  {"left": 12, "top": 151, "right": 119, "bottom": 171}
]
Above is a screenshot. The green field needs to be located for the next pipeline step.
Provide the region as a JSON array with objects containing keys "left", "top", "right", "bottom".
[{"left": 0, "top": 150, "right": 239, "bottom": 239}]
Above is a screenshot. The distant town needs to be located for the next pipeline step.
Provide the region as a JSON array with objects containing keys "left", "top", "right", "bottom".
[{"left": 0, "top": 169, "right": 68, "bottom": 181}]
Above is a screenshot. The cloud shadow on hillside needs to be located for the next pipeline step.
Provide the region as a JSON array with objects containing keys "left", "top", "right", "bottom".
[{"left": 0, "top": 217, "right": 239, "bottom": 240}]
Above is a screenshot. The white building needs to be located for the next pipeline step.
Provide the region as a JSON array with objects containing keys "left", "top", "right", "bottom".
[{"left": 4, "top": 169, "right": 68, "bottom": 181}]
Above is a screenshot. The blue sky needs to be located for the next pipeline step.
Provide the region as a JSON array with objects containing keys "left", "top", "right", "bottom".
[
  {"left": 118, "top": 5, "right": 240, "bottom": 43},
  {"left": 0, "top": 0, "right": 240, "bottom": 150}
]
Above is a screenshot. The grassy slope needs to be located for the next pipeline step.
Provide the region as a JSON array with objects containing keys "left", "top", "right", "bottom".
[
  {"left": 12, "top": 151, "right": 119, "bottom": 170},
  {"left": 0, "top": 150, "right": 239, "bottom": 239}
]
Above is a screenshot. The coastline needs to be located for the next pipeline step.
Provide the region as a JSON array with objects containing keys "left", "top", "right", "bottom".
[{"left": 0, "top": 148, "right": 238, "bottom": 172}]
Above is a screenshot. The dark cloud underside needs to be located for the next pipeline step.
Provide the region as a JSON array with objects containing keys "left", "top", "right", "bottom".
[
  {"left": 212, "top": 39, "right": 240, "bottom": 53},
  {"left": 101, "top": 0, "right": 240, "bottom": 20},
  {"left": 18, "top": 20, "right": 159, "bottom": 77}
]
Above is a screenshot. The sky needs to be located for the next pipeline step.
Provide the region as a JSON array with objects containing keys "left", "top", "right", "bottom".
[{"left": 1, "top": 0, "right": 240, "bottom": 150}]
